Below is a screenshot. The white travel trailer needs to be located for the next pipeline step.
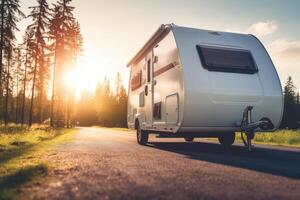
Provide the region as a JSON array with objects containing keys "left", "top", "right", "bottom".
[{"left": 127, "top": 24, "right": 283, "bottom": 150}]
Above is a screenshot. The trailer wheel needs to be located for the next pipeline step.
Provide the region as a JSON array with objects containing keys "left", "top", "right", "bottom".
[
  {"left": 137, "top": 124, "right": 148, "bottom": 145},
  {"left": 218, "top": 132, "right": 235, "bottom": 147},
  {"left": 184, "top": 137, "right": 194, "bottom": 142}
]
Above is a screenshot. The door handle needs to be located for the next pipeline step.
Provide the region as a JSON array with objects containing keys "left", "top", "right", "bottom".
[{"left": 153, "top": 80, "right": 157, "bottom": 86}]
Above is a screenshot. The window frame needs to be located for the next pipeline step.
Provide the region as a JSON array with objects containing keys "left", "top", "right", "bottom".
[{"left": 196, "top": 45, "right": 258, "bottom": 74}]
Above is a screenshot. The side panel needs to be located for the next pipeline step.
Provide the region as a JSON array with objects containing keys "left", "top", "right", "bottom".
[
  {"left": 152, "top": 32, "right": 184, "bottom": 132},
  {"left": 127, "top": 31, "right": 184, "bottom": 132},
  {"left": 127, "top": 59, "right": 147, "bottom": 129}
]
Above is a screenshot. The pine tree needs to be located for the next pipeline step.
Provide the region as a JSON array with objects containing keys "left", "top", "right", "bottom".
[
  {"left": 101, "top": 78, "right": 113, "bottom": 126},
  {"left": 113, "top": 73, "right": 128, "bottom": 127},
  {"left": 118, "top": 85, "right": 128, "bottom": 127},
  {"left": 13, "top": 46, "right": 22, "bottom": 123},
  {"left": 4, "top": 46, "right": 12, "bottom": 124},
  {"left": 0, "top": 0, "right": 24, "bottom": 123},
  {"left": 115, "top": 72, "right": 122, "bottom": 97},
  {"left": 49, "top": 0, "right": 82, "bottom": 127},
  {"left": 20, "top": 28, "right": 34, "bottom": 125},
  {"left": 27, "top": 0, "right": 51, "bottom": 126},
  {"left": 75, "top": 89, "right": 97, "bottom": 126},
  {"left": 280, "top": 76, "right": 298, "bottom": 129},
  {"left": 0, "top": 0, "right": 5, "bottom": 96},
  {"left": 296, "top": 92, "right": 300, "bottom": 127},
  {"left": 65, "top": 20, "right": 83, "bottom": 127}
]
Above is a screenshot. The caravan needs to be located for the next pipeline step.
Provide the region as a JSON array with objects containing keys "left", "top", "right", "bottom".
[{"left": 127, "top": 24, "right": 283, "bottom": 150}]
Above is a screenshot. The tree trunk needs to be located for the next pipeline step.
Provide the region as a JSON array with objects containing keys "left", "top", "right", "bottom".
[
  {"left": 66, "top": 95, "right": 70, "bottom": 128},
  {"left": 0, "top": 0, "right": 5, "bottom": 123},
  {"left": 38, "top": 58, "right": 45, "bottom": 123},
  {"left": 4, "top": 51, "right": 11, "bottom": 125},
  {"left": 0, "top": 0, "right": 5, "bottom": 82},
  {"left": 21, "top": 45, "right": 28, "bottom": 125},
  {"left": 50, "top": 44, "right": 57, "bottom": 127},
  {"left": 29, "top": 55, "right": 38, "bottom": 127},
  {"left": 15, "top": 68, "right": 19, "bottom": 123},
  {"left": 15, "top": 50, "right": 21, "bottom": 123},
  {"left": 38, "top": 86, "right": 44, "bottom": 123}
]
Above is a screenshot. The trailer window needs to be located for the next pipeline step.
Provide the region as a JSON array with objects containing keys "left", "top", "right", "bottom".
[
  {"left": 131, "top": 70, "right": 142, "bottom": 91},
  {"left": 196, "top": 45, "right": 258, "bottom": 74},
  {"left": 153, "top": 102, "right": 161, "bottom": 119},
  {"left": 147, "top": 59, "right": 151, "bottom": 82}
]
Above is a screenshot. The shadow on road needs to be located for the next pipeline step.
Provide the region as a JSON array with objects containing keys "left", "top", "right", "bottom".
[
  {"left": 0, "top": 164, "right": 48, "bottom": 199},
  {"left": 147, "top": 141, "right": 300, "bottom": 180}
]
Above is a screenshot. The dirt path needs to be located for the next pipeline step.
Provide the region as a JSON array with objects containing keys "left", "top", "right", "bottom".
[{"left": 22, "top": 127, "right": 300, "bottom": 200}]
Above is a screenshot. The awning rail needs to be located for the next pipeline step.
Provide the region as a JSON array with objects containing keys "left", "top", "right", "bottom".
[{"left": 126, "top": 23, "right": 174, "bottom": 68}]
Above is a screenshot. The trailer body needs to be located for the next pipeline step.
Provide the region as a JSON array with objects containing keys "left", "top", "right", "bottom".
[{"left": 127, "top": 24, "right": 283, "bottom": 141}]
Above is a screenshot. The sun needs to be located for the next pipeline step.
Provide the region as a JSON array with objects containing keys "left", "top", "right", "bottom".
[
  {"left": 63, "top": 50, "right": 128, "bottom": 99},
  {"left": 64, "top": 59, "right": 101, "bottom": 98}
]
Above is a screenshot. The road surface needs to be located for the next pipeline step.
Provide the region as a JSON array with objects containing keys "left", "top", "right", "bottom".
[{"left": 25, "top": 127, "right": 300, "bottom": 200}]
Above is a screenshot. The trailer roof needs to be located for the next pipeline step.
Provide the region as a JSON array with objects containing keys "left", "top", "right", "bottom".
[{"left": 126, "top": 24, "right": 174, "bottom": 68}]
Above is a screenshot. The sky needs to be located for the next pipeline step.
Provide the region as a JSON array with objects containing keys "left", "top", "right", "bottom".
[{"left": 18, "top": 0, "right": 300, "bottom": 94}]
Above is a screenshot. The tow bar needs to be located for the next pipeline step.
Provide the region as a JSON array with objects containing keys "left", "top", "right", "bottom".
[{"left": 240, "top": 106, "right": 271, "bottom": 151}]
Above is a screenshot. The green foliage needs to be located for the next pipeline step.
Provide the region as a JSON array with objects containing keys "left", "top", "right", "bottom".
[
  {"left": 0, "top": 0, "right": 25, "bottom": 125},
  {"left": 0, "top": 0, "right": 25, "bottom": 49},
  {"left": 0, "top": 125, "right": 76, "bottom": 200},
  {"left": 236, "top": 130, "right": 300, "bottom": 147}
]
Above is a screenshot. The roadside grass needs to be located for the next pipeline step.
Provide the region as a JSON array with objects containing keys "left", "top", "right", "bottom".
[
  {"left": 92, "top": 126, "right": 300, "bottom": 148},
  {"left": 92, "top": 125, "right": 131, "bottom": 132},
  {"left": 0, "top": 125, "right": 77, "bottom": 200},
  {"left": 238, "top": 129, "right": 300, "bottom": 148}
]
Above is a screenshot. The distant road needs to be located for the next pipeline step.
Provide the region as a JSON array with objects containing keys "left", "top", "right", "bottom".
[{"left": 26, "top": 127, "right": 300, "bottom": 200}]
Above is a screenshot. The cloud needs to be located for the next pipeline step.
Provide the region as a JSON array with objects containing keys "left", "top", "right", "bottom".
[
  {"left": 246, "top": 21, "right": 278, "bottom": 37},
  {"left": 268, "top": 39, "right": 300, "bottom": 59},
  {"left": 247, "top": 21, "right": 278, "bottom": 37},
  {"left": 267, "top": 39, "right": 300, "bottom": 88},
  {"left": 226, "top": 21, "right": 278, "bottom": 37}
]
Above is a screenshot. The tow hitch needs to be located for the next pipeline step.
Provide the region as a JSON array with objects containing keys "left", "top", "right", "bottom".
[{"left": 240, "top": 106, "right": 273, "bottom": 151}]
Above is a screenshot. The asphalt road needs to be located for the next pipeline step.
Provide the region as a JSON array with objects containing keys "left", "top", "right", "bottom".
[{"left": 25, "top": 127, "right": 300, "bottom": 200}]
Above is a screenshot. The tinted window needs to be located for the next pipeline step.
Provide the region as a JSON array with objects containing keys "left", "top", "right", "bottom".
[
  {"left": 147, "top": 59, "right": 151, "bottom": 82},
  {"left": 153, "top": 102, "right": 161, "bottom": 119},
  {"left": 196, "top": 45, "right": 258, "bottom": 74},
  {"left": 131, "top": 70, "right": 142, "bottom": 91}
]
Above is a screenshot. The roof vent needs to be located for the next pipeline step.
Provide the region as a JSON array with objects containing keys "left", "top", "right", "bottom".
[{"left": 208, "top": 31, "right": 220, "bottom": 36}]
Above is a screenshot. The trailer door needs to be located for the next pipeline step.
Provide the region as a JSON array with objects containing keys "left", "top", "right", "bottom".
[{"left": 145, "top": 51, "right": 154, "bottom": 128}]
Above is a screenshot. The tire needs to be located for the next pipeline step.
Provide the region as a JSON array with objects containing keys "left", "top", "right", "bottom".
[
  {"left": 184, "top": 137, "right": 194, "bottom": 142},
  {"left": 218, "top": 132, "right": 235, "bottom": 147},
  {"left": 137, "top": 124, "right": 148, "bottom": 145}
]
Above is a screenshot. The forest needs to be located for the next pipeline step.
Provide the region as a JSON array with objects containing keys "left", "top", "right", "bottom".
[
  {"left": 75, "top": 73, "right": 128, "bottom": 127},
  {"left": 0, "top": 0, "right": 128, "bottom": 128}
]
